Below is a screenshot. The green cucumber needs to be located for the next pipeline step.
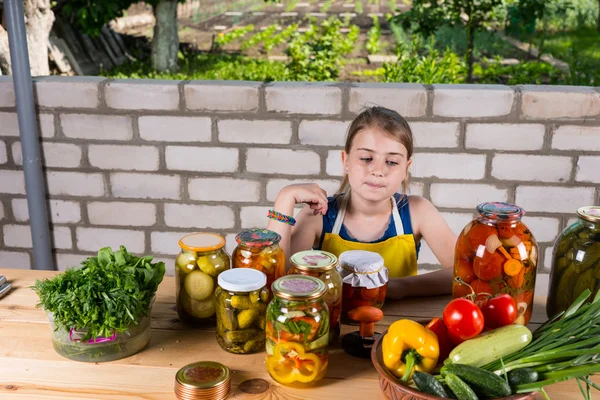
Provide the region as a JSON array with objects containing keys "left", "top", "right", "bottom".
[
  {"left": 444, "top": 373, "right": 479, "bottom": 400},
  {"left": 413, "top": 371, "right": 454, "bottom": 398},
  {"left": 445, "top": 324, "right": 532, "bottom": 367},
  {"left": 508, "top": 368, "right": 538, "bottom": 387},
  {"left": 441, "top": 364, "right": 511, "bottom": 398}
]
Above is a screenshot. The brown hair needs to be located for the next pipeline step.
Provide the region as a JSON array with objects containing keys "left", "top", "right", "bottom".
[{"left": 337, "top": 106, "right": 414, "bottom": 195}]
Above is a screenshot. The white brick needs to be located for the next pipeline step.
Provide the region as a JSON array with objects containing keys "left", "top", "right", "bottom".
[
  {"left": 0, "top": 77, "right": 15, "bottom": 107},
  {"left": 88, "top": 202, "right": 157, "bottom": 226},
  {"left": 411, "top": 153, "right": 486, "bottom": 179},
  {"left": 12, "top": 142, "right": 82, "bottom": 168},
  {"left": 326, "top": 150, "right": 344, "bottom": 176},
  {"left": 411, "top": 122, "right": 459, "bottom": 148},
  {"left": 225, "top": 233, "right": 238, "bottom": 257},
  {"left": 111, "top": 173, "right": 181, "bottom": 200},
  {"left": 150, "top": 231, "right": 190, "bottom": 255},
  {"left": 0, "top": 141, "right": 6, "bottom": 164},
  {"left": 76, "top": 227, "right": 145, "bottom": 253},
  {"left": 166, "top": 146, "right": 238, "bottom": 172},
  {"left": 536, "top": 273, "right": 549, "bottom": 296},
  {"left": 299, "top": 120, "right": 350, "bottom": 146},
  {"left": 407, "top": 181, "right": 425, "bottom": 197},
  {"left": 522, "top": 216, "right": 560, "bottom": 243},
  {"left": 430, "top": 183, "right": 508, "bottom": 209},
  {"left": 348, "top": 83, "right": 427, "bottom": 117},
  {"left": 139, "top": 116, "right": 211, "bottom": 142},
  {"left": 55, "top": 253, "right": 90, "bottom": 271},
  {"left": 266, "top": 179, "right": 341, "bottom": 202},
  {"left": 218, "top": 120, "right": 292, "bottom": 144},
  {"left": 0, "top": 170, "right": 25, "bottom": 194},
  {"left": 0, "top": 112, "right": 54, "bottom": 138},
  {"left": 46, "top": 171, "right": 105, "bottom": 197},
  {"left": 516, "top": 186, "right": 595, "bottom": 213},
  {"left": 552, "top": 126, "right": 600, "bottom": 151},
  {"left": 567, "top": 217, "right": 579, "bottom": 227},
  {"left": 3, "top": 225, "right": 72, "bottom": 249},
  {"left": 105, "top": 80, "right": 180, "bottom": 110},
  {"left": 185, "top": 81, "right": 260, "bottom": 111},
  {"left": 88, "top": 145, "right": 159, "bottom": 171},
  {"left": 576, "top": 156, "right": 600, "bottom": 183},
  {"left": 440, "top": 212, "right": 475, "bottom": 235},
  {"left": 492, "top": 155, "right": 572, "bottom": 183},
  {"left": 12, "top": 199, "right": 81, "bottom": 223},
  {"left": 544, "top": 247, "right": 554, "bottom": 270},
  {"left": 0, "top": 251, "right": 30, "bottom": 269},
  {"left": 156, "top": 257, "right": 176, "bottom": 277},
  {"left": 188, "top": 178, "right": 261, "bottom": 202},
  {"left": 266, "top": 83, "right": 342, "bottom": 115},
  {"left": 240, "top": 206, "right": 271, "bottom": 229},
  {"left": 0, "top": 201, "right": 3, "bottom": 220},
  {"left": 61, "top": 114, "right": 133, "bottom": 141},
  {"left": 34, "top": 76, "right": 102, "bottom": 108},
  {"left": 521, "top": 85, "right": 600, "bottom": 119},
  {"left": 247, "top": 148, "right": 320, "bottom": 175},
  {"left": 466, "top": 124, "right": 545, "bottom": 151},
  {"left": 164, "top": 204, "right": 234, "bottom": 229},
  {"left": 433, "top": 84, "right": 514, "bottom": 117}
]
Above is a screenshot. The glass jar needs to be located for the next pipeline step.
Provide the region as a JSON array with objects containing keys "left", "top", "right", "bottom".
[
  {"left": 175, "top": 233, "right": 231, "bottom": 324},
  {"left": 547, "top": 206, "right": 600, "bottom": 318},
  {"left": 288, "top": 250, "right": 343, "bottom": 344},
  {"left": 453, "top": 202, "right": 538, "bottom": 325},
  {"left": 338, "top": 250, "right": 389, "bottom": 324},
  {"left": 233, "top": 229, "right": 285, "bottom": 292},
  {"left": 215, "top": 268, "right": 268, "bottom": 354},
  {"left": 266, "top": 275, "right": 329, "bottom": 386}
]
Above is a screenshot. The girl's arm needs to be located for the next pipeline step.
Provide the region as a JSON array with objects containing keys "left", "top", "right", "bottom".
[{"left": 387, "top": 196, "right": 457, "bottom": 300}]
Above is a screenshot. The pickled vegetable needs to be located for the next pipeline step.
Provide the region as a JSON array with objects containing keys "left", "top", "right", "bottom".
[
  {"left": 184, "top": 270, "right": 214, "bottom": 301},
  {"left": 342, "top": 282, "right": 387, "bottom": 323},
  {"left": 180, "top": 292, "right": 216, "bottom": 319}
]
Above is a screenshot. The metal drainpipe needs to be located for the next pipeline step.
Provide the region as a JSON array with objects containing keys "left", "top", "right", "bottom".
[{"left": 4, "top": 0, "right": 54, "bottom": 270}]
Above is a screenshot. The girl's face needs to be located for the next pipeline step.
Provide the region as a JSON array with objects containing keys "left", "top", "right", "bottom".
[{"left": 341, "top": 127, "right": 412, "bottom": 202}]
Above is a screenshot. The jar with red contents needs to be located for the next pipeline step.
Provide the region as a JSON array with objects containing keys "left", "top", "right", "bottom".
[
  {"left": 338, "top": 250, "right": 389, "bottom": 324},
  {"left": 233, "top": 229, "right": 286, "bottom": 294},
  {"left": 288, "top": 250, "right": 343, "bottom": 344},
  {"left": 453, "top": 202, "right": 538, "bottom": 325}
]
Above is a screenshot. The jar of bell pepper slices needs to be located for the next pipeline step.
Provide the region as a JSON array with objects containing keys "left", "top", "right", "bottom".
[
  {"left": 338, "top": 250, "right": 389, "bottom": 324},
  {"left": 266, "top": 275, "right": 329, "bottom": 386},
  {"left": 288, "top": 250, "right": 342, "bottom": 344},
  {"left": 453, "top": 202, "right": 538, "bottom": 325}
]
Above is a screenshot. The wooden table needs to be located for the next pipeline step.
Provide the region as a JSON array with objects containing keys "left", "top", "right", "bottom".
[{"left": 0, "top": 268, "right": 592, "bottom": 399}]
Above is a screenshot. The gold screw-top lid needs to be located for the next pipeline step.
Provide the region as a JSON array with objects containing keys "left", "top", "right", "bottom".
[
  {"left": 577, "top": 206, "right": 600, "bottom": 223},
  {"left": 271, "top": 275, "right": 326, "bottom": 301},
  {"left": 290, "top": 250, "right": 338, "bottom": 272},
  {"left": 174, "top": 361, "right": 231, "bottom": 400}
]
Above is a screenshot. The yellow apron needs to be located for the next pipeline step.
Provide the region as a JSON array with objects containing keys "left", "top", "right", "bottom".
[{"left": 320, "top": 194, "right": 418, "bottom": 279}]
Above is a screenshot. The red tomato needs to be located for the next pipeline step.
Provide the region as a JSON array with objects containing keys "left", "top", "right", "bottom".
[
  {"left": 426, "top": 317, "right": 455, "bottom": 363},
  {"left": 443, "top": 298, "right": 485, "bottom": 345},
  {"left": 470, "top": 279, "right": 493, "bottom": 295},
  {"left": 360, "top": 287, "right": 379, "bottom": 301},
  {"left": 452, "top": 281, "right": 472, "bottom": 299},
  {"left": 480, "top": 294, "right": 518, "bottom": 329},
  {"left": 473, "top": 251, "right": 504, "bottom": 281},
  {"left": 467, "top": 223, "right": 498, "bottom": 252},
  {"left": 455, "top": 259, "right": 475, "bottom": 284}
]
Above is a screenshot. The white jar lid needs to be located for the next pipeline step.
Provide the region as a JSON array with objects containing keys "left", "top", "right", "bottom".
[
  {"left": 338, "top": 250, "right": 389, "bottom": 289},
  {"left": 218, "top": 268, "right": 267, "bottom": 292}
]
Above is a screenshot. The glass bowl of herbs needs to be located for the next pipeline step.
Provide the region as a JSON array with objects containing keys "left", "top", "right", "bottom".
[{"left": 32, "top": 246, "right": 165, "bottom": 363}]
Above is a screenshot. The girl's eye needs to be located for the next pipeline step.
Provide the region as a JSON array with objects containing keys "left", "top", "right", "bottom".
[
  {"left": 386, "top": 161, "right": 399, "bottom": 166},
  {"left": 360, "top": 158, "right": 372, "bottom": 162}
]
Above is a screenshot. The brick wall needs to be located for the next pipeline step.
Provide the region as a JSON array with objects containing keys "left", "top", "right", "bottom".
[{"left": 1, "top": 77, "right": 599, "bottom": 296}]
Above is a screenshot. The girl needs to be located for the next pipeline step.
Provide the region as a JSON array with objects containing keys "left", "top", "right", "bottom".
[{"left": 266, "top": 106, "right": 456, "bottom": 300}]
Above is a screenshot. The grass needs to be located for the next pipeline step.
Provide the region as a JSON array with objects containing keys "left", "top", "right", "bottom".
[{"left": 540, "top": 26, "right": 600, "bottom": 64}]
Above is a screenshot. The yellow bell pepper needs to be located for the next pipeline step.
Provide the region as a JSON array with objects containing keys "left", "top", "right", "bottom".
[
  {"left": 382, "top": 319, "right": 439, "bottom": 382},
  {"left": 266, "top": 342, "right": 322, "bottom": 384}
]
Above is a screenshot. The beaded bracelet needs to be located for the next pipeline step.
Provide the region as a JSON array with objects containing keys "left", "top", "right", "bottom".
[{"left": 268, "top": 210, "right": 296, "bottom": 226}]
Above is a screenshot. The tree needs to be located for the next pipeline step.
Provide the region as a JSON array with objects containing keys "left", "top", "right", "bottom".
[
  {"left": 0, "top": 0, "right": 55, "bottom": 76},
  {"left": 59, "top": 0, "right": 182, "bottom": 72},
  {"left": 392, "top": 0, "right": 503, "bottom": 82}
]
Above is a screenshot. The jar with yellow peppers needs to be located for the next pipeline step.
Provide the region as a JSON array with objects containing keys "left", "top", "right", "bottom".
[
  {"left": 175, "top": 233, "right": 230, "bottom": 324},
  {"left": 215, "top": 268, "right": 269, "bottom": 354},
  {"left": 266, "top": 275, "right": 329, "bottom": 386},
  {"left": 233, "top": 229, "right": 285, "bottom": 292},
  {"left": 288, "top": 250, "right": 342, "bottom": 344}
]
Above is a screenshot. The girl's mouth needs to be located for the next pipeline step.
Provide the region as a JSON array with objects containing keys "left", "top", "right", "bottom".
[{"left": 366, "top": 182, "right": 385, "bottom": 189}]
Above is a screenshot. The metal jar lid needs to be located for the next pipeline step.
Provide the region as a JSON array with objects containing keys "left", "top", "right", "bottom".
[
  {"left": 174, "top": 361, "right": 231, "bottom": 400},
  {"left": 290, "top": 250, "right": 338, "bottom": 272},
  {"left": 577, "top": 206, "right": 600, "bottom": 223},
  {"left": 271, "top": 275, "right": 326, "bottom": 301}
]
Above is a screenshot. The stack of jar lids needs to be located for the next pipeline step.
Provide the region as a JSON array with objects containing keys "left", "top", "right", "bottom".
[{"left": 174, "top": 361, "right": 231, "bottom": 400}]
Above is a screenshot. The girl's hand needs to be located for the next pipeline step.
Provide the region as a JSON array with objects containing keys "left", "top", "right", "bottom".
[{"left": 280, "top": 184, "right": 329, "bottom": 216}]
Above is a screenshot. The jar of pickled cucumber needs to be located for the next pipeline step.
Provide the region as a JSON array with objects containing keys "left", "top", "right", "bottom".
[
  {"left": 175, "top": 233, "right": 231, "bottom": 324},
  {"left": 215, "top": 268, "right": 268, "bottom": 354},
  {"left": 233, "top": 229, "right": 285, "bottom": 292},
  {"left": 266, "top": 275, "right": 329, "bottom": 386},
  {"left": 288, "top": 250, "right": 342, "bottom": 344},
  {"left": 338, "top": 250, "right": 389, "bottom": 324},
  {"left": 453, "top": 202, "right": 538, "bottom": 325},
  {"left": 547, "top": 206, "right": 600, "bottom": 318}
]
